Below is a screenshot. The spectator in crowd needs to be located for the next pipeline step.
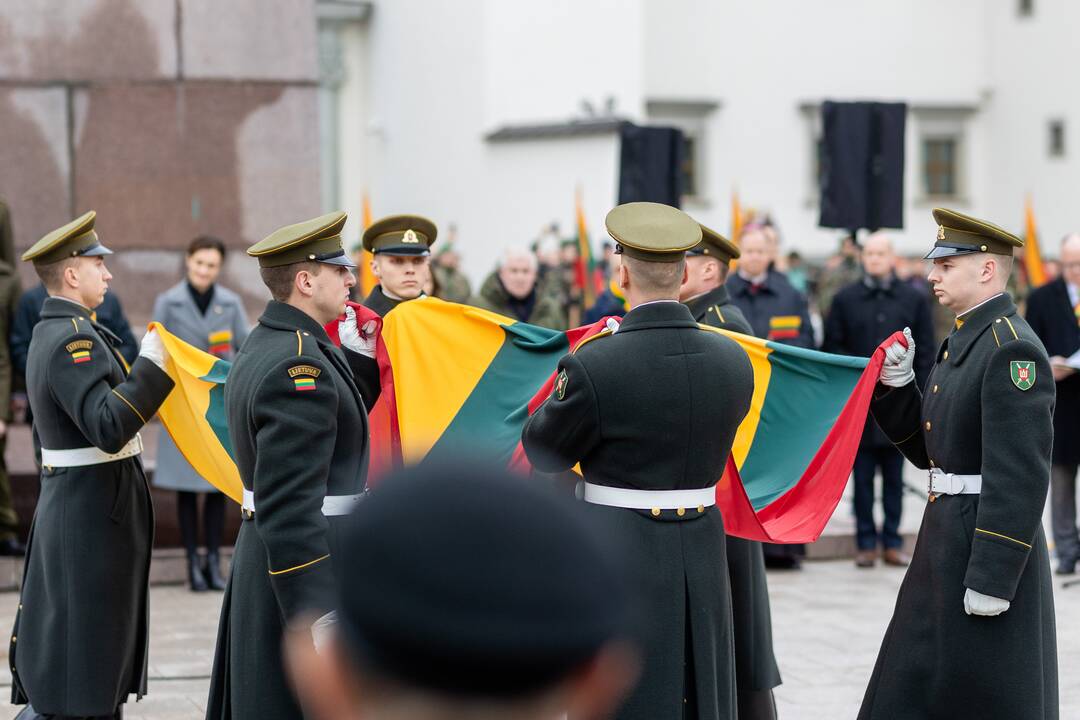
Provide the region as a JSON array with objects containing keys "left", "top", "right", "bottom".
[
  {"left": 785, "top": 250, "right": 809, "bottom": 294},
  {"left": 727, "top": 225, "right": 814, "bottom": 349},
  {"left": 823, "top": 232, "right": 934, "bottom": 568},
  {"left": 815, "top": 234, "right": 863, "bottom": 320},
  {"left": 0, "top": 249, "right": 20, "bottom": 556},
  {"left": 285, "top": 461, "right": 638, "bottom": 720},
  {"left": 431, "top": 224, "right": 472, "bottom": 304},
  {"left": 727, "top": 224, "right": 814, "bottom": 569},
  {"left": 1025, "top": 232, "right": 1080, "bottom": 575},
  {"left": 151, "top": 236, "right": 250, "bottom": 591},
  {"left": 473, "top": 247, "right": 566, "bottom": 329}
]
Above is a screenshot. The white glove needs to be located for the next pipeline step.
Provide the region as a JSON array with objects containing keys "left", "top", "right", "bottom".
[
  {"left": 879, "top": 327, "right": 915, "bottom": 388},
  {"left": 964, "top": 588, "right": 1010, "bottom": 617},
  {"left": 605, "top": 317, "right": 622, "bottom": 334},
  {"left": 311, "top": 610, "right": 338, "bottom": 654},
  {"left": 139, "top": 328, "right": 168, "bottom": 370},
  {"left": 338, "top": 306, "right": 377, "bottom": 359}
]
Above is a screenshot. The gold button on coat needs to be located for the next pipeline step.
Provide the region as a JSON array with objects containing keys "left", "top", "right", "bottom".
[
  {"left": 651, "top": 508, "right": 660, "bottom": 517},
  {"left": 933, "top": 385, "right": 939, "bottom": 393},
  {"left": 677, "top": 507, "right": 686, "bottom": 517},
  {"left": 925, "top": 421, "right": 932, "bottom": 431},
  {"left": 943, "top": 350, "right": 949, "bottom": 360}
]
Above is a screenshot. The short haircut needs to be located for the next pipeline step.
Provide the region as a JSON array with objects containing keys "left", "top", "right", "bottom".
[
  {"left": 188, "top": 234, "right": 227, "bottom": 259},
  {"left": 35, "top": 257, "right": 79, "bottom": 293},
  {"left": 259, "top": 261, "right": 321, "bottom": 302},
  {"left": 623, "top": 255, "right": 686, "bottom": 295}
]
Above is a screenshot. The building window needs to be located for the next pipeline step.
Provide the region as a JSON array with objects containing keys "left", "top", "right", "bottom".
[
  {"left": 1018, "top": 0, "right": 1034, "bottom": 17},
  {"left": 1049, "top": 119, "right": 1066, "bottom": 157},
  {"left": 681, "top": 135, "right": 697, "bottom": 198},
  {"left": 923, "top": 137, "right": 958, "bottom": 198}
]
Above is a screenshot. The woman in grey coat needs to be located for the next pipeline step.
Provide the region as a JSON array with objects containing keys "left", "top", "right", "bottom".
[{"left": 152, "top": 236, "right": 250, "bottom": 591}]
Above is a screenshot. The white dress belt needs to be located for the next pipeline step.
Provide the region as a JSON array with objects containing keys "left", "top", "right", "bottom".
[
  {"left": 41, "top": 434, "right": 143, "bottom": 468},
  {"left": 928, "top": 468, "right": 982, "bottom": 495},
  {"left": 241, "top": 488, "right": 366, "bottom": 517},
  {"left": 583, "top": 482, "right": 717, "bottom": 510}
]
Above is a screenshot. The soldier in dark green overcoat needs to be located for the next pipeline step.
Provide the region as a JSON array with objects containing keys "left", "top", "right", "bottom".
[
  {"left": 681, "top": 224, "right": 782, "bottom": 720},
  {"left": 206, "top": 212, "right": 380, "bottom": 720},
  {"left": 11, "top": 212, "right": 175, "bottom": 719},
  {"left": 522, "top": 203, "right": 755, "bottom": 720},
  {"left": 860, "top": 208, "right": 1057, "bottom": 720}
]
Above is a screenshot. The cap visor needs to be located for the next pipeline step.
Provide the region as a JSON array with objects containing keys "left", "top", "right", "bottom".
[
  {"left": 375, "top": 246, "right": 431, "bottom": 257},
  {"left": 319, "top": 253, "right": 357, "bottom": 268},
  {"left": 923, "top": 245, "right": 977, "bottom": 260},
  {"left": 82, "top": 243, "right": 113, "bottom": 257}
]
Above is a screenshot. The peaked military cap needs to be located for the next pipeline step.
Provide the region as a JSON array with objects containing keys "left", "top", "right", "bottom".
[
  {"left": 22, "top": 211, "right": 113, "bottom": 265},
  {"left": 925, "top": 207, "right": 1023, "bottom": 260},
  {"left": 689, "top": 222, "right": 740, "bottom": 262},
  {"left": 362, "top": 214, "right": 437, "bottom": 256},
  {"left": 605, "top": 202, "right": 701, "bottom": 263},
  {"left": 336, "top": 460, "right": 631, "bottom": 698},
  {"left": 247, "top": 211, "right": 355, "bottom": 268}
]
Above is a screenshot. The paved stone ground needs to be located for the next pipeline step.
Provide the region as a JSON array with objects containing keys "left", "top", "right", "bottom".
[{"left": 0, "top": 558, "right": 1074, "bottom": 719}]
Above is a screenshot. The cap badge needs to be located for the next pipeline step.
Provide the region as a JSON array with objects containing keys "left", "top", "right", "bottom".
[
  {"left": 937, "top": 226, "right": 946, "bottom": 241},
  {"left": 402, "top": 229, "right": 419, "bottom": 244}
]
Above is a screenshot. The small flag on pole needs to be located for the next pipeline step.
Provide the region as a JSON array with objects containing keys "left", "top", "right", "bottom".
[{"left": 1023, "top": 195, "right": 1047, "bottom": 288}]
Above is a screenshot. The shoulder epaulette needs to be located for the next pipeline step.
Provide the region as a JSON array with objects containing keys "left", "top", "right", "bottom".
[
  {"left": 990, "top": 316, "right": 1020, "bottom": 348},
  {"left": 572, "top": 329, "right": 613, "bottom": 354},
  {"left": 709, "top": 305, "right": 726, "bottom": 323}
]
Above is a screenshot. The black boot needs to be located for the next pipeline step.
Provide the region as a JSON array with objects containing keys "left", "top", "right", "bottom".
[
  {"left": 204, "top": 551, "right": 226, "bottom": 591},
  {"left": 188, "top": 552, "right": 208, "bottom": 592}
]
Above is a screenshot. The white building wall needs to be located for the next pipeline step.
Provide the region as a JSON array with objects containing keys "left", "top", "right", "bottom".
[{"left": 336, "top": 0, "right": 1080, "bottom": 283}]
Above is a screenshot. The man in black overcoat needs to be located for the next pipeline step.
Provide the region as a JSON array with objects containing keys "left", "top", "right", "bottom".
[
  {"left": 11, "top": 211, "right": 175, "bottom": 719},
  {"left": 680, "top": 223, "right": 781, "bottom": 720},
  {"left": 860, "top": 208, "right": 1057, "bottom": 720},
  {"left": 823, "top": 232, "right": 935, "bottom": 568},
  {"left": 1025, "top": 231, "right": 1080, "bottom": 574},
  {"left": 206, "top": 212, "right": 380, "bottom": 720},
  {"left": 523, "top": 202, "right": 754, "bottom": 720}
]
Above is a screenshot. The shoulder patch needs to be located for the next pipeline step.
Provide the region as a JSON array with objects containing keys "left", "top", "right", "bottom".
[
  {"left": 554, "top": 370, "right": 568, "bottom": 400},
  {"left": 66, "top": 338, "right": 93, "bottom": 364},
  {"left": 288, "top": 364, "right": 321, "bottom": 379},
  {"left": 1010, "top": 360, "right": 1035, "bottom": 391},
  {"left": 65, "top": 339, "right": 93, "bottom": 353}
]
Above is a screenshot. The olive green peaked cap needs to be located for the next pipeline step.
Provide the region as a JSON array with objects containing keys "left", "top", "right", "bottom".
[
  {"left": 248, "top": 211, "right": 355, "bottom": 268},
  {"left": 689, "top": 223, "right": 741, "bottom": 263},
  {"left": 362, "top": 214, "right": 438, "bottom": 256},
  {"left": 925, "top": 207, "right": 1024, "bottom": 260},
  {"left": 22, "top": 211, "right": 113, "bottom": 265},
  {"left": 605, "top": 202, "right": 701, "bottom": 263}
]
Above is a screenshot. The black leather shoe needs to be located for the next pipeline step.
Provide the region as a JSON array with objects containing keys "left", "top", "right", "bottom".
[
  {"left": 188, "top": 553, "right": 209, "bottom": 592},
  {"left": 0, "top": 538, "right": 26, "bottom": 556},
  {"left": 204, "top": 552, "right": 226, "bottom": 591},
  {"left": 1056, "top": 557, "right": 1077, "bottom": 576}
]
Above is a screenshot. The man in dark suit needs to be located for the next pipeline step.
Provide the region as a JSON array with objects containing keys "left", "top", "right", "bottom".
[
  {"left": 823, "top": 232, "right": 935, "bottom": 567},
  {"left": 207, "top": 212, "right": 381, "bottom": 720},
  {"left": 1025, "top": 232, "right": 1080, "bottom": 574},
  {"left": 727, "top": 223, "right": 814, "bottom": 569},
  {"left": 523, "top": 202, "right": 754, "bottom": 720}
]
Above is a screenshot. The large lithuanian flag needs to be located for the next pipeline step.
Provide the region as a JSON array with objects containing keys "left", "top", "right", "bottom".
[{"left": 153, "top": 298, "right": 893, "bottom": 543}]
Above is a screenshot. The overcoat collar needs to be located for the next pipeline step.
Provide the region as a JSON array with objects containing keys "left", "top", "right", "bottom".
[{"left": 945, "top": 292, "right": 1015, "bottom": 366}]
